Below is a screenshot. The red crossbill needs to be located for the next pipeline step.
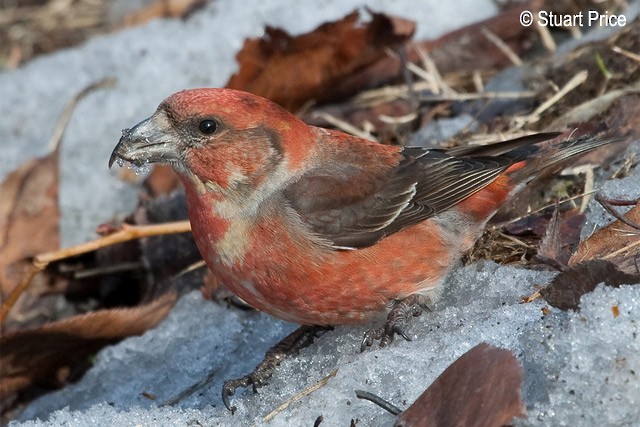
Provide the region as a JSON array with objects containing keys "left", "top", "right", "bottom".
[{"left": 110, "top": 88, "right": 612, "bottom": 339}]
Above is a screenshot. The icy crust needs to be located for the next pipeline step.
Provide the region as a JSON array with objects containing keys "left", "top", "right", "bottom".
[
  {"left": 520, "top": 285, "right": 639, "bottom": 426},
  {"left": 13, "top": 265, "right": 640, "bottom": 426}
]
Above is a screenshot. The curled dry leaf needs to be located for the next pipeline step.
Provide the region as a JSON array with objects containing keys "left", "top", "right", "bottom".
[
  {"left": 0, "top": 291, "right": 177, "bottom": 399},
  {"left": 395, "top": 343, "right": 525, "bottom": 427},
  {"left": 569, "top": 202, "right": 640, "bottom": 275},
  {"left": 226, "top": 9, "right": 415, "bottom": 111},
  {"left": 0, "top": 148, "right": 60, "bottom": 311},
  {"left": 536, "top": 206, "right": 567, "bottom": 267},
  {"left": 540, "top": 259, "right": 639, "bottom": 311},
  {"left": 324, "top": 1, "right": 546, "bottom": 112}
]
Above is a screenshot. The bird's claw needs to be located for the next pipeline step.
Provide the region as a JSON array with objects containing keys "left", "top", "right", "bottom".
[
  {"left": 221, "top": 325, "right": 332, "bottom": 413},
  {"left": 222, "top": 374, "right": 261, "bottom": 414},
  {"left": 360, "top": 295, "right": 427, "bottom": 351}
]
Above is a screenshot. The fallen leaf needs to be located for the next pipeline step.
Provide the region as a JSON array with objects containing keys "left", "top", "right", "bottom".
[
  {"left": 540, "top": 259, "right": 640, "bottom": 310},
  {"left": 395, "top": 343, "right": 525, "bottom": 427},
  {"left": 0, "top": 148, "right": 60, "bottom": 300},
  {"left": 326, "top": 1, "right": 545, "bottom": 106},
  {"left": 569, "top": 202, "right": 640, "bottom": 275},
  {"left": 226, "top": 9, "right": 415, "bottom": 111},
  {"left": 506, "top": 208, "right": 585, "bottom": 241},
  {"left": 536, "top": 205, "right": 566, "bottom": 266},
  {"left": 0, "top": 291, "right": 177, "bottom": 399}
]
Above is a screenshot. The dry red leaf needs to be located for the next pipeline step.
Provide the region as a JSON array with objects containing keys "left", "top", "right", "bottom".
[
  {"left": 226, "top": 9, "right": 415, "bottom": 111},
  {"left": 328, "top": 0, "right": 544, "bottom": 103},
  {"left": 0, "top": 148, "right": 60, "bottom": 299},
  {"left": 540, "top": 259, "right": 640, "bottom": 310},
  {"left": 395, "top": 343, "right": 525, "bottom": 427},
  {"left": 0, "top": 291, "right": 177, "bottom": 399}
]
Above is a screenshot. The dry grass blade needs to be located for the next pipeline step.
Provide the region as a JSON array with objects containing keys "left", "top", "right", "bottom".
[
  {"left": 352, "top": 81, "right": 534, "bottom": 108},
  {"left": 612, "top": 45, "right": 640, "bottom": 63},
  {"left": 513, "top": 70, "right": 588, "bottom": 127},
  {"left": 261, "top": 369, "right": 338, "bottom": 423},
  {"left": 312, "top": 112, "right": 378, "bottom": 141},
  {"left": 480, "top": 26, "right": 522, "bottom": 66},
  {"left": 535, "top": 24, "right": 556, "bottom": 52}
]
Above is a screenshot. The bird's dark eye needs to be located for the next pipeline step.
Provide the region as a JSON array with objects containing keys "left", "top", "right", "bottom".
[{"left": 198, "top": 119, "right": 218, "bottom": 135}]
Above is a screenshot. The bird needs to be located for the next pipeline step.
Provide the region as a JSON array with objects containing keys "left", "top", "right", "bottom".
[{"left": 109, "top": 87, "right": 615, "bottom": 408}]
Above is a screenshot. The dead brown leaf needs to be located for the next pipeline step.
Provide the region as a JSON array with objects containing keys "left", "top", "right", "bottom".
[
  {"left": 395, "top": 343, "right": 525, "bottom": 427},
  {"left": 569, "top": 202, "right": 640, "bottom": 275},
  {"left": 0, "top": 148, "right": 60, "bottom": 299},
  {"left": 537, "top": 206, "right": 568, "bottom": 267},
  {"left": 540, "top": 259, "right": 639, "bottom": 310},
  {"left": 325, "top": 1, "right": 545, "bottom": 109},
  {"left": 0, "top": 291, "right": 177, "bottom": 399},
  {"left": 226, "top": 9, "right": 415, "bottom": 111}
]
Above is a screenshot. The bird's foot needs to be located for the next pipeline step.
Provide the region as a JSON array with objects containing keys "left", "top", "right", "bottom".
[
  {"left": 222, "top": 325, "right": 332, "bottom": 413},
  {"left": 361, "top": 295, "right": 428, "bottom": 351}
]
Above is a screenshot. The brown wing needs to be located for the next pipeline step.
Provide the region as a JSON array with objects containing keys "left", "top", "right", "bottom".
[{"left": 283, "top": 147, "right": 514, "bottom": 249}]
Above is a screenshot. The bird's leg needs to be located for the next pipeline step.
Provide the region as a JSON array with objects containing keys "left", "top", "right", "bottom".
[
  {"left": 360, "top": 294, "right": 428, "bottom": 351},
  {"left": 222, "top": 324, "right": 332, "bottom": 413}
]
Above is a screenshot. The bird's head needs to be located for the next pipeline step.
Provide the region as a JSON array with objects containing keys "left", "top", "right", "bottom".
[{"left": 110, "top": 88, "right": 316, "bottom": 197}]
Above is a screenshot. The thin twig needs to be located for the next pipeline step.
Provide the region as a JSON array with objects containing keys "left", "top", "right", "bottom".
[
  {"left": 0, "top": 77, "right": 116, "bottom": 325},
  {"left": 522, "top": 289, "right": 542, "bottom": 303},
  {"left": 419, "top": 91, "right": 536, "bottom": 102},
  {"left": 73, "top": 261, "right": 144, "bottom": 279},
  {"left": 395, "top": 46, "right": 418, "bottom": 109},
  {"left": 0, "top": 220, "right": 191, "bottom": 325},
  {"left": 415, "top": 46, "right": 456, "bottom": 96},
  {"left": 36, "top": 221, "right": 191, "bottom": 266},
  {"left": 161, "top": 365, "right": 223, "bottom": 406},
  {"left": 602, "top": 239, "right": 640, "bottom": 260},
  {"left": 355, "top": 390, "right": 402, "bottom": 415},
  {"left": 595, "top": 193, "right": 640, "bottom": 231},
  {"left": 491, "top": 189, "right": 599, "bottom": 229}
]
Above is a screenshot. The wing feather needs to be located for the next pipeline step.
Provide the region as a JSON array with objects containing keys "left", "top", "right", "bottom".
[{"left": 279, "top": 132, "right": 574, "bottom": 248}]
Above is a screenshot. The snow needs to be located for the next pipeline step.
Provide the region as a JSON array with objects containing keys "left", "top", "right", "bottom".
[{"left": 3, "top": 0, "right": 639, "bottom": 426}]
